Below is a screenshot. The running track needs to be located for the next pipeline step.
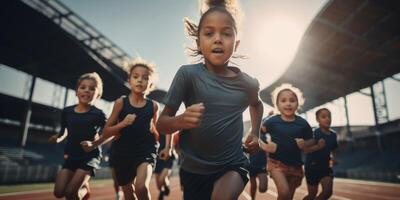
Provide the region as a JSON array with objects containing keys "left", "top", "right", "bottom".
[{"left": 1, "top": 177, "right": 399, "bottom": 200}]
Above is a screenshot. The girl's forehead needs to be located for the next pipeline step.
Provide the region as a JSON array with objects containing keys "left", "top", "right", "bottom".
[
  {"left": 278, "top": 90, "right": 296, "bottom": 98},
  {"left": 200, "top": 10, "right": 235, "bottom": 28},
  {"left": 79, "top": 79, "right": 96, "bottom": 86},
  {"left": 319, "top": 110, "right": 331, "bottom": 116},
  {"left": 131, "top": 66, "right": 151, "bottom": 74}
]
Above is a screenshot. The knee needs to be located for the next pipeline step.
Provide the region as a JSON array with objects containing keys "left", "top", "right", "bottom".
[
  {"left": 259, "top": 184, "right": 268, "bottom": 193},
  {"left": 322, "top": 189, "right": 333, "bottom": 199},
  {"left": 277, "top": 188, "right": 291, "bottom": 200},
  {"left": 134, "top": 181, "right": 149, "bottom": 195},
  {"left": 53, "top": 189, "right": 65, "bottom": 199},
  {"left": 64, "top": 186, "right": 78, "bottom": 199}
]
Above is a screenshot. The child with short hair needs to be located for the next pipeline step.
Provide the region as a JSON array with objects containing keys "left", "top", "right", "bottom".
[
  {"left": 49, "top": 72, "right": 106, "bottom": 200},
  {"left": 303, "top": 108, "right": 338, "bottom": 200}
]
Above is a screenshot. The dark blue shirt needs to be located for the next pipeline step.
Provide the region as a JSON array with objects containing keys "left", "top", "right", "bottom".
[
  {"left": 112, "top": 97, "right": 158, "bottom": 157},
  {"left": 305, "top": 128, "right": 338, "bottom": 170},
  {"left": 263, "top": 115, "right": 313, "bottom": 167},
  {"left": 61, "top": 105, "right": 106, "bottom": 159}
]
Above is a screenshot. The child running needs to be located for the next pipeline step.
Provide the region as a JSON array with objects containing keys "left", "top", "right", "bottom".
[
  {"left": 248, "top": 132, "right": 268, "bottom": 200},
  {"left": 303, "top": 108, "right": 338, "bottom": 200},
  {"left": 259, "top": 83, "right": 314, "bottom": 200},
  {"left": 154, "top": 132, "right": 175, "bottom": 200},
  {"left": 81, "top": 58, "right": 159, "bottom": 200},
  {"left": 156, "top": 0, "right": 264, "bottom": 199},
  {"left": 49, "top": 72, "right": 106, "bottom": 200}
]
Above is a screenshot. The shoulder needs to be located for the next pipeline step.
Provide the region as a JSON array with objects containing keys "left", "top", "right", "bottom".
[
  {"left": 295, "top": 115, "right": 310, "bottom": 125},
  {"left": 63, "top": 105, "right": 75, "bottom": 113},
  {"left": 313, "top": 128, "right": 322, "bottom": 135},
  {"left": 329, "top": 129, "right": 338, "bottom": 138},
  {"left": 114, "top": 96, "right": 126, "bottom": 106},
  {"left": 91, "top": 105, "right": 106, "bottom": 115},
  {"left": 178, "top": 63, "right": 202, "bottom": 75},
  {"left": 265, "top": 115, "right": 281, "bottom": 125},
  {"left": 150, "top": 99, "right": 159, "bottom": 110},
  {"left": 238, "top": 70, "right": 260, "bottom": 90}
]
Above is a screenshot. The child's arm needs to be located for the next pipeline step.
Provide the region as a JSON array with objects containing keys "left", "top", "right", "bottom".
[
  {"left": 156, "top": 103, "right": 205, "bottom": 134},
  {"left": 159, "top": 134, "right": 174, "bottom": 160},
  {"left": 330, "top": 150, "right": 338, "bottom": 166},
  {"left": 81, "top": 98, "right": 132, "bottom": 151},
  {"left": 303, "top": 138, "right": 326, "bottom": 153},
  {"left": 150, "top": 101, "right": 160, "bottom": 136},
  {"left": 244, "top": 100, "right": 263, "bottom": 154},
  {"left": 259, "top": 133, "right": 277, "bottom": 153},
  {"left": 48, "top": 130, "right": 68, "bottom": 144}
]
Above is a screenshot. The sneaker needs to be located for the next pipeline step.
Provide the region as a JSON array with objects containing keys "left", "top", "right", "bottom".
[
  {"left": 164, "top": 186, "right": 170, "bottom": 196},
  {"left": 158, "top": 192, "right": 164, "bottom": 200}
]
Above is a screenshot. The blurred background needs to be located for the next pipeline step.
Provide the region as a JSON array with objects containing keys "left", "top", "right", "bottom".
[{"left": 0, "top": 0, "right": 399, "bottom": 191}]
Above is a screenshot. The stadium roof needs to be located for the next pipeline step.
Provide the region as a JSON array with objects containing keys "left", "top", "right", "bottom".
[
  {"left": 260, "top": 0, "right": 400, "bottom": 112},
  {"left": 0, "top": 0, "right": 130, "bottom": 101}
]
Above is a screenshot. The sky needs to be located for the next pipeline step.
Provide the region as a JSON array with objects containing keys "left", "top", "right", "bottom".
[{"left": 1, "top": 0, "right": 400, "bottom": 127}]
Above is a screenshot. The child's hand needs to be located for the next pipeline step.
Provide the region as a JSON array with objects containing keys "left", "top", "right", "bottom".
[
  {"left": 317, "top": 138, "right": 326, "bottom": 149},
  {"left": 244, "top": 134, "right": 259, "bottom": 154},
  {"left": 179, "top": 103, "right": 205, "bottom": 129},
  {"left": 295, "top": 138, "right": 305, "bottom": 149},
  {"left": 159, "top": 148, "right": 171, "bottom": 160},
  {"left": 259, "top": 137, "right": 277, "bottom": 153},
  {"left": 121, "top": 114, "right": 136, "bottom": 127},
  {"left": 80, "top": 141, "right": 96, "bottom": 152},
  {"left": 48, "top": 135, "right": 59, "bottom": 144}
]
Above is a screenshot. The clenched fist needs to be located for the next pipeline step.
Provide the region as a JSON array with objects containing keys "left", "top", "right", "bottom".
[
  {"left": 179, "top": 103, "right": 205, "bottom": 129},
  {"left": 121, "top": 114, "right": 136, "bottom": 127}
]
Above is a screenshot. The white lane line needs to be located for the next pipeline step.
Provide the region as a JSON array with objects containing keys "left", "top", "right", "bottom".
[
  {"left": 0, "top": 189, "right": 52, "bottom": 196},
  {"left": 335, "top": 178, "right": 400, "bottom": 187}
]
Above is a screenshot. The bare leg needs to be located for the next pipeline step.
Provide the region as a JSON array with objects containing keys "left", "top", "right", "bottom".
[
  {"left": 64, "top": 169, "right": 91, "bottom": 200},
  {"left": 270, "top": 171, "right": 291, "bottom": 200},
  {"left": 303, "top": 184, "right": 318, "bottom": 200},
  {"left": 134, "top": 163, "right": 153, "bottom": 200},
  {"left": 316, "top": 176, "right": 333, "bottom": 200},
  {"left": 211, "top": 171, "right": 245, "bottom": 200},
  {"left": 258, "top": 172, "right": 268, "bottom": 193},
  {"left": 287, "top": 174, "right": 303, "bottom": 200},
  {"left": 249, "top": 176, "right": 257, "bottom": 200},
  {"left": 53, "top": 169, "right": 74, "bottom": 198}
]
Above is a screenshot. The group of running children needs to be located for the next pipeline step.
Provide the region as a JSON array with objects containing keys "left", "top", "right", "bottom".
[{"left": 48, "top": 0, "right": 338, "bottom": 199}]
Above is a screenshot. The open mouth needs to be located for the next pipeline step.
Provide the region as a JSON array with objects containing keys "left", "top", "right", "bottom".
[{"left": 211, "top": 48, "right": 224, "bottom": 54}]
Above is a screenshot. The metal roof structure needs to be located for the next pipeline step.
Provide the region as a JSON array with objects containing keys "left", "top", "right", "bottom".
[
  {"left": 1, "top": 0, "right": 131, "bottom": 101},
  {"left": 260, "top": 0, "right": 400, "bottom": 111}
]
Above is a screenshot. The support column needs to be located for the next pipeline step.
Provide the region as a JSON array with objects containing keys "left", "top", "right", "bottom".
[
  {"left": 21, "top": 76, "right": 36, "bottom": 147},
  {"left": 343, "top": 96, "right": 353, "bottom": 151}
]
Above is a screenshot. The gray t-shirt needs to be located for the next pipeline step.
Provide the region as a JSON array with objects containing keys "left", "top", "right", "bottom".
[{"left": 164, "top": 63, "right": 260, "bottom": 174}]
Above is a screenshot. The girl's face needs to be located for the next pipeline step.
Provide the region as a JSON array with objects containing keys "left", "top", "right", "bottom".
[
  {"left": 76, "top": 79, "right": 99, "bottom": 105},
  {"left": 317, "top": 110, "right": 331, "bottom": 129},
  {"left": 197, "top": 11, "right": 239, "bottom": 69},
  {"left": 129, "top": 66, "right": 151, "bottom": 94},
  {"left": 276, "top": 90, "right": 298, "bottom": 118}
]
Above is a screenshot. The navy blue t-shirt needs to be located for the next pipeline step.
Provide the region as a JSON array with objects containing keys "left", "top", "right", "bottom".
[
  {"left": 60, "top": 105, "right": 106, "bottom": 159},
  {"left": 112, "top": 97, "right": 158, "bottom": 157},
  {"left": 305, "top": 128, "right": 338, "bottom": 170},
  {"left": 263, "top": 115, "right": 313, "bottom": 167}
]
